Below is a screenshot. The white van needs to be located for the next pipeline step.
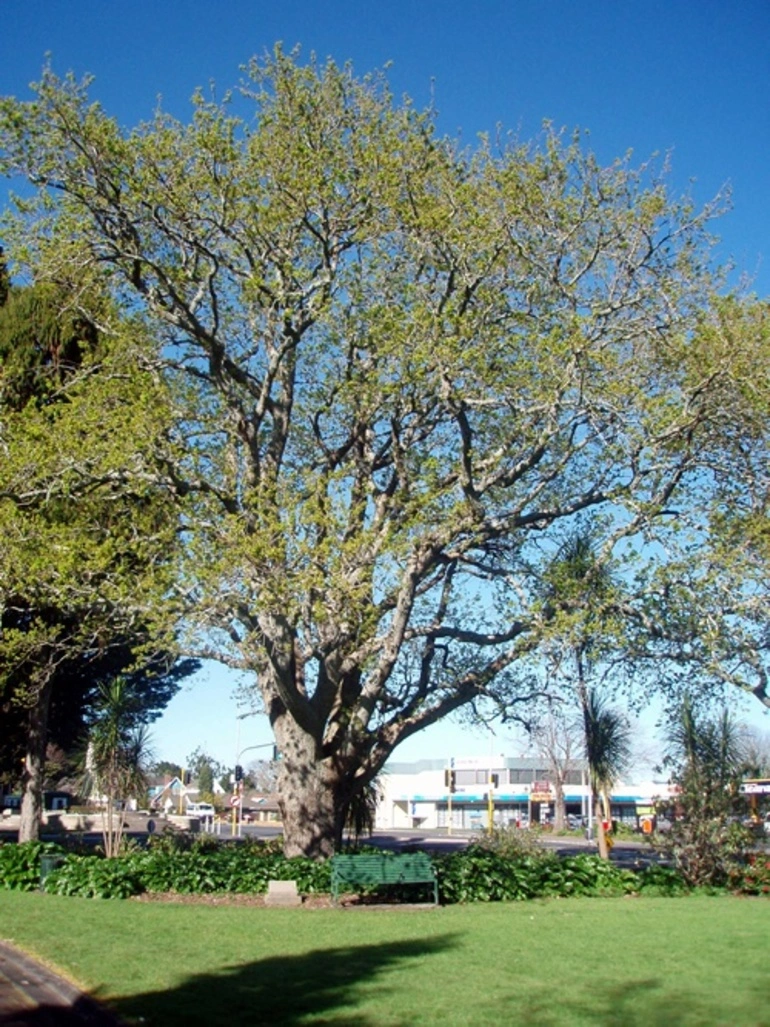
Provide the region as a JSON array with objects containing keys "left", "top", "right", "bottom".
[{"left": 186, "top": 802, "right": 216, "bottom": 819}]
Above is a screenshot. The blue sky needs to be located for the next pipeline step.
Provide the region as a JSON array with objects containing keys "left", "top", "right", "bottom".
[{"left": 2, "top": 1, "right": 769, "bottom": 770}]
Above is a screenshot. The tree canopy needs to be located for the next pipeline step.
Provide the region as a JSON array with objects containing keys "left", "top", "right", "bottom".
[
  {"left": 1, "top": 49, "right": 768, "bottom": 856},
  {"left": 0, "top": 254, "right": 192, "bottom": 837}
]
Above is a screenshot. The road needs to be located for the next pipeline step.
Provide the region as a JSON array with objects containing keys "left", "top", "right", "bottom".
[{"left": 5, "top": 815, "right": 762, "bottom": 869}]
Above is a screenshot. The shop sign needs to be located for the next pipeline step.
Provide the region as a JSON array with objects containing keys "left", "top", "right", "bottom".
[
  {"left": 531, "top": 780, "right": 552, "bottom": 803},
  {"left": 741, "top": 779, "right": 770, "bottom": 795}
]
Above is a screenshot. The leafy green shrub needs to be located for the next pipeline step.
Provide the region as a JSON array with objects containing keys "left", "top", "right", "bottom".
[
  {"left": 0, "top": 841, "right": 65, "bottom": 891},
  {"left": 436, "top": 846, "right": 544, "bottom": 903},
  {"left": 435, "top": 846, "right": 641, "bottom": 903},
  {"left": 535, "top": 853, "right": 638, "bottom": 897},
  {"left": 45, "top": 854, "right": 144, "bottom": 899},
  {"left": 130, "top": 837, "right": 330, "bottom": 895},
  {"left": 633, "top": 862, "right": 689, "bottom": 896}
]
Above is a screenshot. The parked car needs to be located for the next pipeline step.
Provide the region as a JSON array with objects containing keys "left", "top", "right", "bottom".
[{"left": 186, "top": 802, "right": 216, "bottom": 819}]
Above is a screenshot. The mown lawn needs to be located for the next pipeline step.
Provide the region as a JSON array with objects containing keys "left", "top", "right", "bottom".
[{"left": 1, "top": 890, "right": 768, "bottom": 1025}]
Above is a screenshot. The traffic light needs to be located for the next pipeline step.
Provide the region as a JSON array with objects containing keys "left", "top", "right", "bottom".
[
  {"left": 490, "top": 773, "right": 499, "bottom": 789},
  {"left": 234, "top": 764, "right": 243, "bottom": 782},
  {"left": 444, "top": 769, "right": 456, "bottom": 792},
  {"left": 181, "top": 769, "right": 191, "bottom": 785}
]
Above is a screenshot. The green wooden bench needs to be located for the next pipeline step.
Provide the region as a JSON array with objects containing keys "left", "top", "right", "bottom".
[{"left": 330, "top": 852, "right": 438, "bottom": 906}]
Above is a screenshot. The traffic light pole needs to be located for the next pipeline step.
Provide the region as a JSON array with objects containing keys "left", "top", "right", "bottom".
[
  {"left": 445, "top": 763, "right": 456, "bottom": 835},
  {"left": 487, "top": 774, "right": 499, "bottom": 834}
]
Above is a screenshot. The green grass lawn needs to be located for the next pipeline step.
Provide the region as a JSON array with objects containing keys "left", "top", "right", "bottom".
[{"left": 1, "top": 891, "right": 769, "bottom": 1026}]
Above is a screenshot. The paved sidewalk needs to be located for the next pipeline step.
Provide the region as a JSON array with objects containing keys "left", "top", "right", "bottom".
[{"left": 0, "top": 942, "right": 122, "bottom": 1025}]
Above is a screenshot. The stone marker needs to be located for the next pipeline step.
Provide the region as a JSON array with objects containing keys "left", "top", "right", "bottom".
[{"left": 265, "top": 879, "right": 301, "bottom": 907}]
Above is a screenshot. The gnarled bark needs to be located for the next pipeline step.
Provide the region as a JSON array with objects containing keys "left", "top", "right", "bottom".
[{"left": 18, "top": 674, "right": 54, "bottom": 843}]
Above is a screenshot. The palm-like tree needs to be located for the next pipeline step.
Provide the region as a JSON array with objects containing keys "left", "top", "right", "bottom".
[
  {"left": 82, "top": 678, "right": 152, "bottom": 857},
  {"left": 582, "top": 688, "right": 632, "bottom": 858},
  {"left": 343, "top": 775, "right": 384, "bottom": 846},
  {"left": 541, "top": 527, "right": 630, "bottom": 856},
  {"left": 658, "top": 696, "right": 748, "bottom": 886}
]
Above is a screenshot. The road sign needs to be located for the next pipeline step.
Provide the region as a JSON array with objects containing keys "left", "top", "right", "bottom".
[{"left": 230, "top": 795, "right": 241, "bottom": 807}]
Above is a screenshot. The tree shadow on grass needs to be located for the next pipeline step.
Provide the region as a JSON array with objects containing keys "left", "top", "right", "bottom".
[
  {"left": 111, "top": 933, "right": 460, "bottom": 1027},
  {"left": 508, "top": 976, "right": 769, "bottom": 1026}
]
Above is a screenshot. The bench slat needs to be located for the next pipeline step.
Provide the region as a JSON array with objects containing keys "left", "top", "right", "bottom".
[{"left": 330, "top": 853, "right": 438, "bottom": 905}]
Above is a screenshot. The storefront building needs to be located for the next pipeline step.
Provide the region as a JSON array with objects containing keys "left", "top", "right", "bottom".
[{"left": 376, "top": 755, "right": 672, "bottom": 831}]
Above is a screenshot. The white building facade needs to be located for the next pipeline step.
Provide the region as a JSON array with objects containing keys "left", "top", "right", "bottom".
[{"left": 377, "top": 755, "right": 673, "bottom": 832}]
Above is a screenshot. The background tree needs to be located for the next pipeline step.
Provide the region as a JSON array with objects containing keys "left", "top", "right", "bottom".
[
  {"left": 534, "top": 527, "right": 631, "bottom": 851},
  {"left": 0, "top": 263, "right": 192, "bottom": 840},
  {"left": 185, "top": 747, "right": 226, "bottom": 804},
  {"left": 529, "top": 702, "right": 584, "bottom": 831},
  {"left": 1, "top": 52, "right": 767, "bottom": 857},
  {"left": 150, "top": 760, "right": 183, "bottom": 780},
  {"left": 246, "top": 758, "right": 279, "bottom": 794},
  {"left": 739, "top": 726, "right": 770, "bottom": 780},
  {"left": 81, "top": 678, "right": 153, "bottom": 857}
]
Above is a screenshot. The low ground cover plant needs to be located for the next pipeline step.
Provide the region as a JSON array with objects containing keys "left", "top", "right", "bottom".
[
  {"left": 0, "top": 835, "right": 761, "bottom": 902},
  {"left": 44, "top": 834, "right": 332, "bottom": 899},
  {"left": 0, "top": 840, "right": 65, "bottom": 891}
]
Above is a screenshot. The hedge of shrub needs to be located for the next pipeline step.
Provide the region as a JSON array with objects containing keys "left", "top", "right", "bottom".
[
  {"left": 0, "top": 836, "right": 750, "bottom": 902},
  {"left": 435, "top": 845, "right": 688, "bottom": 902}
]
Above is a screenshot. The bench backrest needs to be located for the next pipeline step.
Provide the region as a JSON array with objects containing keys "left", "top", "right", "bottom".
[{"left": 332, "top": 853, "right": 435, "bottom": 884}]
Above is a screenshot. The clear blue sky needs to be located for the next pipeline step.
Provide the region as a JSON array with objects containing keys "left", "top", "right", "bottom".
[{"left": 2, "top": 1, "right": 768, "bottom": 769}]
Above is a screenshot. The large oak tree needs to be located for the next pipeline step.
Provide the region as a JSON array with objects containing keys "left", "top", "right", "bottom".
[{"left": 1, "top": 50, "right": 767, "bottom": 856}]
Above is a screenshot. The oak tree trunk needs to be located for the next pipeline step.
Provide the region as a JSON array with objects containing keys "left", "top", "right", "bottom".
[
  {"left": 18, "top": 675, "right": 54, "bottom": 843},
  {"left": 273, "top": 710, "right": 359, "bottom": 860}
]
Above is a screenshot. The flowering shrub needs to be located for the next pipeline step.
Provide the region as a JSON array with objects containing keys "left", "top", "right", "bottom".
[{"left": 728, "top": 855, "right": 770, "bottom": 896}]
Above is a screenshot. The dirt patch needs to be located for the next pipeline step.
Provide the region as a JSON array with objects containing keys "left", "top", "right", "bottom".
[
  {"left": 129, "top": 891, "right": 436, "bottom": 909},
  {"left": 131, "top": 891, "right": 334, "bottom": 908}
]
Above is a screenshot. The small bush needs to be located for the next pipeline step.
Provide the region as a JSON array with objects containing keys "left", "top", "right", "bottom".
[
  {"left": 0, "top": 841, "right": 65, "bottom": 891},
  {"left": 651, "top": 818, "right": 752, "bottom": 889},
  {"left": 436, "top": 846, "right": 535, "bottom": 903},
  {"left": 634, "top": 863, "right": 690, "bottom": 896},
  {"left": 474, "top": 826, "right": 548, "bottom": 859},
  {"left": 45, "top": 855, "right": 143, "bottom": 899},
  {"left": 728, "top": 855, "right": 770, "bottom": 896}
]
